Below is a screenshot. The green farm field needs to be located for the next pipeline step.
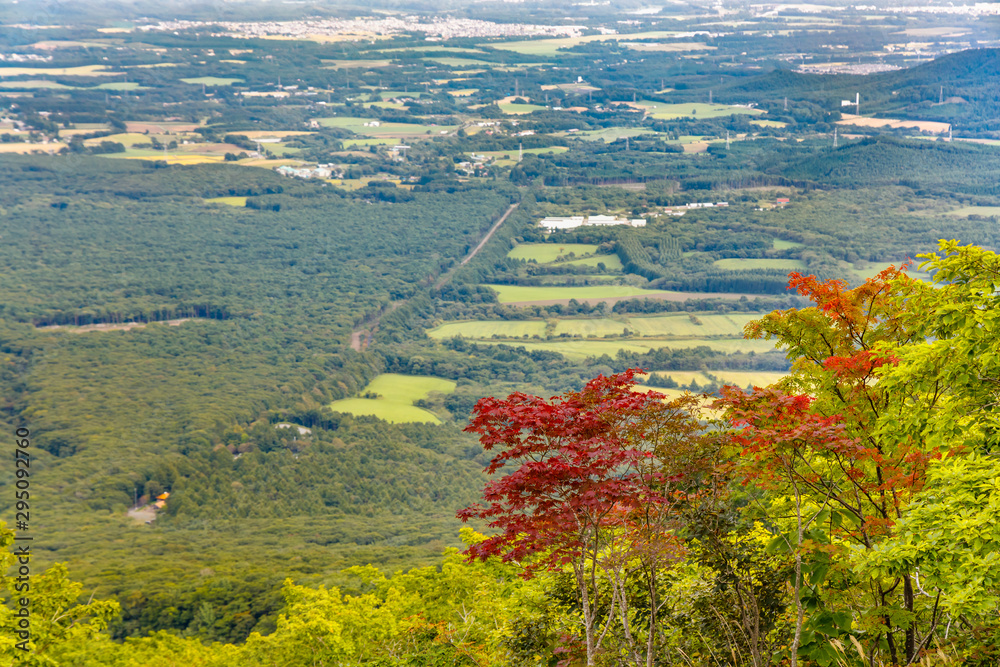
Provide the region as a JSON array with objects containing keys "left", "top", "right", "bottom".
[
  {"left": 508, "top": 243, "right": 599, "bottom": 263},
  {"left": 317, "top": 117, "right": 458, "bottom": 137},
  {"left": 485, "top": 284, "right": 750, "bottom": 304},
  {"left": 772, "top": 239, "right": 804, "bottom": 250},
  {"left": 643, "top": 103, "right": 764, "bottom": 120},
  {"left": 180, "top": 76, "right": 243, "bottom": 85},
  {"left": 426, "top": 320, "right": 548, "bottom": 340},
  {"left": 0, "top": 65, "right": 115, "bottom": 77},
  {"left": 498, "top": 101, "right": 548, "bottom": 114},
  {"left": 563, "top": 255, "right": 624, "bottom": 270},
  {"left": 487, "top": 284, "right": 671, "bottom": 303},
  {"left": 473, "top": 338, "right": 778, "bottom": 361},
  {"left": 553, "top": 313, "right": 762, "bottom": 338},
  {"left": 329, "top": 373, "right": 457, "bottom": 424},
  {"left": 712, "top": 258, "right": 806, "bottom": 271}
]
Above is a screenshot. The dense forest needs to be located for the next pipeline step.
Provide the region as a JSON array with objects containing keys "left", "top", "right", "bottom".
[
  {"left": 1, "top": 1, "right": 999, "bottom": 663},
  {"left": 2, "top": 241, "right": 1000, "bottom": 666}
]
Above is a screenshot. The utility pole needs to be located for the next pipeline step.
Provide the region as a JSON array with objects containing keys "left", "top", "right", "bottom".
[
  {"left": 726, "top": 130, "right": 730, "bottom": 149},
  {"left": 833, "top": 127, "right": 838, "bottom": 148},
  {"left": 709, "top": 89, "right": 713, "bottom": 104},
  {"left": 784, "top": 96, "right": 788, "bottom": 111},
  {"left": 518, "top": 142, "right": 523, "bottom": 162},
  {"left": 625, "top": 136, "right": 629, "bottom": 151},
  {"left": 939, "top": 85, "right": 943, "bottom": 104}
]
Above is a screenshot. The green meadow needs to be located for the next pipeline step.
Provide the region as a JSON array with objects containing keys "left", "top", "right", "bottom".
[
  {"left": 772, "top": 239, "right": 804, "bottom": 250},
  {"left": 642, "top": 103, "right": 764, "bottom": 120},
  {"left": 553, "top": 313, "right": 762, "bottom": 338},
  {"left": 329, "top": 373, "right": 457, "bottom": 424},
  {"left": 505, "top": 243, "right": 623, "bottom": 270},
  {"left": 181, "top": 76, "right": 243, "bottom": 85},
  {"left": 508, "top": 243, "right": 600, "bottom": 263},
  {"left": 317, "top": 117, "right": 457, "bottom": 137},
  {"left": 426, "top": 320, "right": 548, "bottom": 340},
  {"left": 486, "top": 284, "right": 669, "bottom": 303},
  {"left": 498, "top": 101, "right": 548, "bottom": 114},
  {"left": 473, "top": 338, "right": 778, "bottom": 361}
]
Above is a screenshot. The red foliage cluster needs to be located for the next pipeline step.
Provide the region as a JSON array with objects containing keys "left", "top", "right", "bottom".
[{"left": 457, "top": 370, "right": 682, "bottom": 573}]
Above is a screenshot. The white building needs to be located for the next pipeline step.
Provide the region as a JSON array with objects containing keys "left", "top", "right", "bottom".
[
  {"left": 538, "top": 215, "right": 645, "bottom": 231},
  {"left": 539, "top": 216, "right": 585, "bottom": 231}
]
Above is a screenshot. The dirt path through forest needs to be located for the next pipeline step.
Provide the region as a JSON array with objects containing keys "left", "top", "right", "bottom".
[{"left": 349, "top": 202, "right": 519, "bottom": 352}]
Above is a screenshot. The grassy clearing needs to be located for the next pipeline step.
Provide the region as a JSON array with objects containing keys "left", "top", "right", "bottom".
[
  {"left": 322, "top": 59, "right": 394, "bottom": 69},
  {"left": 563, "top": 255, "right": 624, "bottom": 270},
  {"left": 644, "top": 103, "right": 764, "bottom": 120},
  {"left": 712, "top": 258, "right": 806, "bottom": 271},
  {"left": 96, "top": 81, "right": 143, "bottom": 90},
  {"left": 836, "top": 114, "right": 949, "bottom": 134},
  {"left": 0, "top": 65, "right": 114, "bottom": 77},
  {"left": 947, "top": 206, "right": 1000, "bottom": 217},
  {"left": 488, "top": 285, "right": 673, "bottom": 303},
  {"left": 772, "top": 239, "right": 804, "bottom": 250},
  {"left": 498, "top": 101, "right": 548, "bottom": 115},
  {"left": 180, "top": 76, "right": 243, "bottom": 85},
  {"left": 474, "top": 338, "right": 777, "bottom": 361},
  {"left": 561, "top": 127, "right": 657, "bottom": 142},
  {"left": 0, "top": 80, "right": 75, "bottom": 90},
  {"left": 329, "top": 373, "right": 456, "bottom": 424},
  {"left": 553, "top": 313, "right": 761, "bottom": 338},
  {"left": 426, "top": 320, "right": 548, "bottom": 340},
  {"left": 750, "top": 119, "right": 788, "bottom": 128},
  {"left": 204, "top": 196, "right": 247, "bottom": 207},
  {"left": 508, "top": 243, "right": 600, "bottom": 263},
  {"left": 506, "top": 242, "right": 624, "bottom": 269},
  {"left": 83, "top": 132, "right": 151, "bottom": 147},
  {"left": 0, "top": 143, "right": 66, "bottom": 153},
  {"left": 537, "top": 275, "right": 619, "bottom": 284}
]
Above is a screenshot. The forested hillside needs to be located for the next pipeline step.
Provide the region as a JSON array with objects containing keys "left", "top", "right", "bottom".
[{"left": 3, "top": 241, "right": 1000, "bottom": 666}]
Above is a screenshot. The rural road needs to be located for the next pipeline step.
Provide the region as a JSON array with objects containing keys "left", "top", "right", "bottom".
[
  {"left": 433, "top": 202, "right": 519, "bottom": 290},
  {"left": 349, "top": 201, "right": 519, "bottom": 352}
]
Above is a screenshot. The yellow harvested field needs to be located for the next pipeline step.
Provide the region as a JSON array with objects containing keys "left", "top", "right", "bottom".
[
  {"left": 83, "top": 132, "right": 150, "bottom": 146},
  {"left": 205, "top": 196, "right": 248, "bottom": 207},
  {"left": 0, "top": 65, "right": 115, "bottom": 77},
  {"left": 0, "top": 143, "right": 65, "bottom": 153},
  {"left": 836, "top": 114, "right": 950, "bottom": 134},
  {"left": 121, "top": 154, "right": 224, "bottom": 165}
]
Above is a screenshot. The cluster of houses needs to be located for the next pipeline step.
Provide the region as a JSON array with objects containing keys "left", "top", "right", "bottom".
[
  {"left": 274, "top": 164, "right": 339, "bottom": 179},
  {"left": 658, "top": 201, "right": 730, "bottom": 217},
  {"left": 539, "top": 215, "right": 647, "bottom": 231}
]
